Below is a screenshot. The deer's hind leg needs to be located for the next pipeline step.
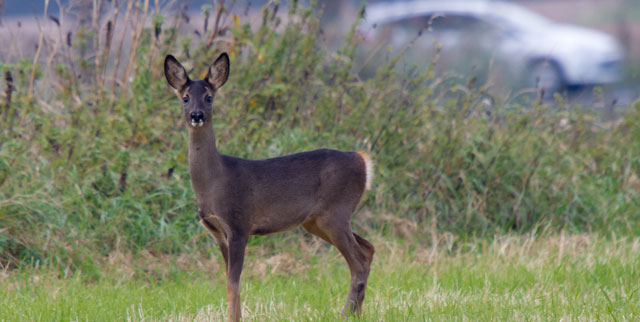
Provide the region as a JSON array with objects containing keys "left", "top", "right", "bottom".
[
  {"left": 302, "top": 218, "right": 333, "bottom": 244},
  {"left": 311, "top": 214, "right": 374, "bottom": 317},
  {"left": 353, "top": 232, "right": 375, "bottom": 268}
]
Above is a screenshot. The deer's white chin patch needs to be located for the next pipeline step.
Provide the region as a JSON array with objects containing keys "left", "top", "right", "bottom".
[{"left": 190, "top": 120, "right": 204, "bottom": 128}]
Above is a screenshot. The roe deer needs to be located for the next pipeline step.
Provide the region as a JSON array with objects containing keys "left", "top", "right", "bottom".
[{"left": 164, "top": 53, "right": 375, "bottom": 321}]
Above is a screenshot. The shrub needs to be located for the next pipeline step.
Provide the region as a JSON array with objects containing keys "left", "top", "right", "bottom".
[{"left": 0, "top": 1, "right": 638, "bottom": 268}]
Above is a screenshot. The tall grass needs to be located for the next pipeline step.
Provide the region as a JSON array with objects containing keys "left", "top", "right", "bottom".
[{"left": 0, "top": 0, "right": 639, "bottom": 268}]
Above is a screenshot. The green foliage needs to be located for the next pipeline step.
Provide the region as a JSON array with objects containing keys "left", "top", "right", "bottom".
[{"left": 0, "top": 1, "right": 639, "bottom": 268}]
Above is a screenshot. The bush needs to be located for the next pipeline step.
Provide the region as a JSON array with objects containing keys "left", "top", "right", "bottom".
[{"left": 0, "top": 1, "right": 639, "bottom": 268}]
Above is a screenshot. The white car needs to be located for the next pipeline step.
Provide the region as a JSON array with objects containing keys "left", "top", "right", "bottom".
[{"left": 359, "top": 1, "right": 624, "bottom": 95}]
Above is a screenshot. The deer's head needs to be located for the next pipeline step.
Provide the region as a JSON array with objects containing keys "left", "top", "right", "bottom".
[{"left": 164, "top": 53, "right": 229, "bottom": 128}]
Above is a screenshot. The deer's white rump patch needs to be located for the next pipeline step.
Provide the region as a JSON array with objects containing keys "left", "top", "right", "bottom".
[{"left": 357, "top": 151, "right": 374, "bottom": 190}]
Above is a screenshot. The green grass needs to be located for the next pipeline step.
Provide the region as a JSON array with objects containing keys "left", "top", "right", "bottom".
[{"left": 2, "top": 234, "right": 639, "bottom": 321}]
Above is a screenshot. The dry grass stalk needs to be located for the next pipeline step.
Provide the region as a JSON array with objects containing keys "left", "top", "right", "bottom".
[
  {"left": 92, "top": 0, "right": 103, "bottom": 89},
  {"left": 53, "top": 1, "right": 80, "bottom": 96},
  {"left": 206, "top": 0, "right": 226, "bottom": 48},
  {"left": 38, "top": 3, "right": 66, "bottom": 95},
  {"left": 122, "top": 0, "right": 150, "bottom": 93},
  {"left": 28, "top": 0, "right": 50, "bottom": 97},
  {"left": 111, "top": 0, "right": 134, "bottom": 95},
  {"left": 143, "top": 0, "right": 161, "bottom": 74},
  {"left": 43, "top": 30, "right": 62, "bottom": 95},
  {"left": 98, "top": 0, "right": 118, "bottom": 97}
]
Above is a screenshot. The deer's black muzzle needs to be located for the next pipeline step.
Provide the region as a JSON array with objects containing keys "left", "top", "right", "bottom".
[{"left": 190, "top": 111, "right": 205, "bottom": 127}]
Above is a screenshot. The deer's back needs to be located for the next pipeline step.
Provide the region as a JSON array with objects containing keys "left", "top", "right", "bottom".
[{"left": 219, "top": 149, "right": 367, "bottom": 235}]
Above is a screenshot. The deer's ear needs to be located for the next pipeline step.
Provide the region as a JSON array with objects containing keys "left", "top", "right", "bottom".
[
  {"left": 164, "top": 55, "right": 189, "bottom": 90},
  {"left": 206, "top": 53, "right": 229, "bottom": 89}
]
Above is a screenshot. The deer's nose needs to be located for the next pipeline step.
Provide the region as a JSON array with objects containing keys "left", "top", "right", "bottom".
[
  {"left": 189, "top": 111, "right": 205, "bottom": 127},
  {"left": 190, "top": 111, "right": 205, "bottom": 121}
]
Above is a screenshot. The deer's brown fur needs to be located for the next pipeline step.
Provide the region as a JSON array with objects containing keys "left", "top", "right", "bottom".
[{"left": 164, "top": 53, "right": 374, "bottom": 321}]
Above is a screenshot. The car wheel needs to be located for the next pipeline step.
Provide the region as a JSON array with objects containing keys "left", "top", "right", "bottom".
[{"left": 528, "top": 60, "right": 564, "bottom": 101}]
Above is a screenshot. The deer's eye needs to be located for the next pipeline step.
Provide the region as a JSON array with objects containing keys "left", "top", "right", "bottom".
[
  {"left": 183, "top": 96, "right": 189, "bottom": 104},
  {"left": 205, "top": 96, "right": 213, "bottom": 103}
]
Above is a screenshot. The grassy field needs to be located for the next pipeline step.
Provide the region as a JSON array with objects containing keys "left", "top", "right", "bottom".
[
  {"left": 1, "top": 2, "right": 640, "bottom": 320},
  {"left": 2, "top": 234, "right": 639, "bottom": 321}
]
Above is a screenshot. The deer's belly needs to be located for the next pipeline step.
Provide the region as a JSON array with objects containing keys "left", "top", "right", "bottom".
[
  {"left": 250, "top": 224, "right": 297, "bottom": 236},
  {"left": 250, "top": 208, "right": 312, "bottom": 236}
]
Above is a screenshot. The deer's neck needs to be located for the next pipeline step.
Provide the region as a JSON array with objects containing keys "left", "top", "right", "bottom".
[{"left": 187, "top": 126, "right": 223, "bottom": 199}]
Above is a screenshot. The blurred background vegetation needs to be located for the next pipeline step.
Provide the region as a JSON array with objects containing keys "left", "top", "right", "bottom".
[{"left": 0, "top": 0, "right": 639, "bottom": 272}]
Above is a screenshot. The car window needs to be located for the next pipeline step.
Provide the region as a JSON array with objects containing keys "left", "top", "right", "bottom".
[
  {"left": 356, "top": 11, "right": 507, "bottom": 79},
  {"left": 368, "top": 16, "right": 431, "bottom": 49},
  {"left": 428, "top": 14, "right": 493, "bottom": 34},
  {"left": 389, "top": 17, "right": 431, "bottom": 39}
]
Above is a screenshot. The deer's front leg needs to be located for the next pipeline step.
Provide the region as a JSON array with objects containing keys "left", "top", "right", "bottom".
[
  {"left": 200, "top": 219, "right": 229, "bottom": 270},
  {"left": 226, "top": 234, "right": 248, "bottom": 322}
]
